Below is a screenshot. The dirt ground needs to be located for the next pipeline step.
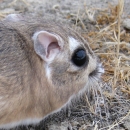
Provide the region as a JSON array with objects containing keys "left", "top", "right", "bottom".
[{"left": 0, "top": 0, "right": 130, "bottom": 130}]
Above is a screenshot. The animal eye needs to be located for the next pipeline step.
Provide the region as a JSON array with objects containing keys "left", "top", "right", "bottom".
[{"left": 72, "top": 49, "right": 88, "bottom": 67}]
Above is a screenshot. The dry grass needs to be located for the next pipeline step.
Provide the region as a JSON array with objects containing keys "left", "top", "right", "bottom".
[
  {"left": 80, "top": 0, "right": 130, "bottom": 129},
  {"left": 84, "top": 0, "right": 130, "bottom": 96}
]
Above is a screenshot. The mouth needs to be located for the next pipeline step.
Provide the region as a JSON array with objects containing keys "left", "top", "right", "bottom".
[{"left": 89, "top": 62, "right": 104, "bottom": 79}]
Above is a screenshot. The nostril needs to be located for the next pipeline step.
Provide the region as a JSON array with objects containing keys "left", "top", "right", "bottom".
[
  {"left": 89, "top": 63, "right": 104, "bottom": 78},
  {"left": 89, "top": 69, "right": 98, "bottom": 77}
]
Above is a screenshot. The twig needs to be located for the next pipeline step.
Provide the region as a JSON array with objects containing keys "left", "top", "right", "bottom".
[
  {"left": 113, "top": 0, "right": 124, "bottom": 89},
  {"left": 75, "top": 8, "right": 80, "bottom": 30}
]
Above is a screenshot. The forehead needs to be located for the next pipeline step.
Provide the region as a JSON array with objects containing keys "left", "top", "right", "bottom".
[{"left": 69, "top": 37, "right": 82, "bottom": 52}]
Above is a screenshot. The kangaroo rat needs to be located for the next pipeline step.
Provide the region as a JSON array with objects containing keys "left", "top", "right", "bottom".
[{"left": 0, "top": 14, "right": 104, "bottom": 129}]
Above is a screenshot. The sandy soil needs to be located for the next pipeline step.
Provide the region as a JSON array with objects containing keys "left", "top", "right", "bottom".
[{"left": 0, "top": 0, "right": 130, "bottom": 130}]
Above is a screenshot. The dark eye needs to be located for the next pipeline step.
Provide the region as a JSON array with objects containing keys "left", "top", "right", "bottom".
[{"left": 72, "top": 49, "right": 89, "bottom": 67}]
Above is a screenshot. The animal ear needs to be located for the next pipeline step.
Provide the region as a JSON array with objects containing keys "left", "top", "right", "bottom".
[
  {"left": 33, "top": 31, "right": 64, "bottom": 62},
  {"left": 4, "top": 14, "right": 24, "bottom": 21}
]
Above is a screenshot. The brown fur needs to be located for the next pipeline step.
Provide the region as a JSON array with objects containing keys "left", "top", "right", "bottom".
[{"left": 0, "top": 16, "right": 98, "bottom": 128}]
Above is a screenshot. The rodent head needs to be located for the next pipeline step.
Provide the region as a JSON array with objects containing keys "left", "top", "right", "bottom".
[{"left": 32, "top": 24, "right": 103, "bottom": 109}]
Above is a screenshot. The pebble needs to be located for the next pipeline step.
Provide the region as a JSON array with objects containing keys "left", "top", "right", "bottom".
[
  {"left": 123, "top": 19, "right": 130, "bottom": 30},
  {"left": 123, "top": 114, "right": 130, "bottom": 130},
  {"left": 48, "top": 121, "right": 71, "bottom": 130}
]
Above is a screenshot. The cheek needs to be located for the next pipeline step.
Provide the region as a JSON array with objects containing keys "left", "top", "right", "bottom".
[
  {"left": 75, "top": 75, "right": 89, "bottom": 91},
  {"left": 49, "top": 71, "right": 89, "bottom": 107},
  {"left": 50, "top": 62, "right": 69, "bottom": 85},
  {"left": 52, "top": 71, "right": 88, "bottom": 92}
]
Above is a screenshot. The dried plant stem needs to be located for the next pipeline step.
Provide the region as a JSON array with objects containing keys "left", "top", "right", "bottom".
[
  {"left": 75, "top": 8, "right": 80, "bottom": 30},
  {"left": 99, "top": 110, "right": 130, "bottom": 130},
  {"left": 108, "top": 110, "right": 130, "bottom": 130},
  {"left": 113, "top": 0, "right": 124, "bottom": 89}
]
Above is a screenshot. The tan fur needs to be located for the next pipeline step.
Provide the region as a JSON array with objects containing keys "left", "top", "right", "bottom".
[{"left": 0, "top": 15, "right": 99, "bottom": 128}]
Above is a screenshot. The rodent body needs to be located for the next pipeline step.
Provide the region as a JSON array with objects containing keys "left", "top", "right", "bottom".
[{"left": 0, "top": 14, "right": 103, "bottom": 129}]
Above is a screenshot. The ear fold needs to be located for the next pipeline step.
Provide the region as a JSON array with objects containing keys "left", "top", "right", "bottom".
[{"left": 32, "top": 31, "right": 64, "bottom": 62}]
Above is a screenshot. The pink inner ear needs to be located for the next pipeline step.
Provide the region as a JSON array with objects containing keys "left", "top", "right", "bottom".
[
  {"left": 37, "top": 32, "right": 61, "bottom": 60},
  {"left": 47, "top": 42, "right": 60, "bottom": 58}
]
